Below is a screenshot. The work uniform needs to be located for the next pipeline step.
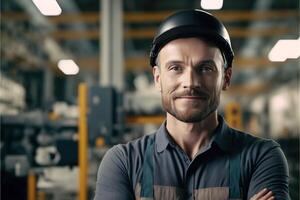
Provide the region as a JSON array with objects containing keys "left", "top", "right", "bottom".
[{"left": 94, "top": 116, "right": 290, "bottom": 200}]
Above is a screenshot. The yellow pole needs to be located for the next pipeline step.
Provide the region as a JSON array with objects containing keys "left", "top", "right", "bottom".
[
  {"left": 37, "top": 191, "right": 46, "bottom": 200},
  {"left": 27, "top": 170, "right": 36, "bottom": 200},
  {"left": 225, "top": 102, "right": 243, "bottom": 130},
  {"left": 78, "top": 83, "right": 88, "bottom": 200}
]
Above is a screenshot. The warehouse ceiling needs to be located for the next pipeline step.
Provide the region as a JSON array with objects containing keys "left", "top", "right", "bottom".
[{"left": 1, "top": 0, "right": 299, "bottom": 105}]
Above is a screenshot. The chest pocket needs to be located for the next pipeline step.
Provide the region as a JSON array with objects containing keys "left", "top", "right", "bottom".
[{"left": 139, "top": 136, "right": 242, "bottom": 200}]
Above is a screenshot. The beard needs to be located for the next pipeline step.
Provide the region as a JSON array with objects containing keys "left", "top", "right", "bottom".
[{"left": 161, "top": 88, "right": 220, "bottom": 123}]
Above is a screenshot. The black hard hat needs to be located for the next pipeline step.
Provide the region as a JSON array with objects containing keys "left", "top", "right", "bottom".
[{"left": 149, "top": 9, "right": 234, "bottom": 68}]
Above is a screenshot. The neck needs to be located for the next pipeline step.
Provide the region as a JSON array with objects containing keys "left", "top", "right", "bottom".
[{"left": 166, "top": 112, "right": 219, "bottom": 160}]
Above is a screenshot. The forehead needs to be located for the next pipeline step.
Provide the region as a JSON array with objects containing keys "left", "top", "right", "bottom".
[{"left": 159, "top": 37, "right": 222, "bottom": 64}]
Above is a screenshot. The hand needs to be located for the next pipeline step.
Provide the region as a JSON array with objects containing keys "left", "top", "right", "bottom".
[{"left": 250, "top": 188, "right": 275, "bottom": 200}]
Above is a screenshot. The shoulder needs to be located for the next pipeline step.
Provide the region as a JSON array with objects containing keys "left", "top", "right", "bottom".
[
  {"left": 228, "top": 128, "right": 289, "bottom": 176},
  {"left": 102, "top": 133, "right": 156, "bottom": 171},
  {"left": 111, "top": 132, "right": 156, "bottom": 158},
  {"left": 228, "top": 130, "right": 290, "bottom": 199},
  {"left": 98, "top": 133, "right": 156, "bottom": 182},
  {"left": 227, "top": 127, "right": 287, "bottom": 169},
  {"left": 228, "top": 127, "right": 280, "bottom": 153}
]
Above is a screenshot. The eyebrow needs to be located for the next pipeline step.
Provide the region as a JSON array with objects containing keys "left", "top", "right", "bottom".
[
  {"left": 194, "top": 60, "right": 217, "bottom": 67},
  {"left": 164, "top": 60, "right": 185, "bottom": 68},
  {"left": 164, "top": 59, "right": 217, "bottom": 68}
]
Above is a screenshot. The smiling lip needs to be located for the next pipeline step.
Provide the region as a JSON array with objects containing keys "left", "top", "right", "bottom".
[{"left": 177, "top": 96, "right": 206, "bottom": 99}]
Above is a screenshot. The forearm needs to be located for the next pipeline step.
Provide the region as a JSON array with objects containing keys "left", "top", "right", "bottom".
[{"left": 247, "top": 142, "right": 290, "bottom": 199}]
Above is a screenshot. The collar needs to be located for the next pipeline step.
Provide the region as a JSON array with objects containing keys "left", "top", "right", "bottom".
[
  {"left": 155, "top": 115, "right": 233, "bottom": 153},
  {"left": 211, "top": 115, "right": 232, "bottom": 152},
  {"left": 155, "top": 121, "right": 170, "bottom": 153}
]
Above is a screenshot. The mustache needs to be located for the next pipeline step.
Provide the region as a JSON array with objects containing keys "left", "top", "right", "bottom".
[{"left": 174, "top": 89, "right": 209, "bottom": 99}]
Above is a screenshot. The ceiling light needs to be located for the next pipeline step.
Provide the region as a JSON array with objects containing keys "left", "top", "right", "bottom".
[
  {"left": 268, "top": 38, "right": 300, "bottom": 62},
  {"left": 32, "top": 0, "right": 62, "bottom": 16},
  {"left": 58, "top": 60, "right": 79, "bottom": 75},
  {"left": 200, "top": 0, "right": 223, "bottom": 10}
]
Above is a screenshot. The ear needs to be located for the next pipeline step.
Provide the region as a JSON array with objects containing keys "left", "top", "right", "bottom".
[
  {"left": 153, "top": 66, "right": 161, "bottom": 92},
  {"left": 222, "top": 67, "right": 232, "bottom": 90}
]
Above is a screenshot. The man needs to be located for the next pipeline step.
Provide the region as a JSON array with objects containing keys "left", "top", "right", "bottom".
[{"left": 94, "top": 10, "right": 290, "bottom": 200}]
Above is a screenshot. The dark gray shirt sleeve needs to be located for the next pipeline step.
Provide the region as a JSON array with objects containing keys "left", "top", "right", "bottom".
[
  {"left": 94, "top": 145, "right": 134, "bottom": 200},
  {"left": 246, "top": 140, "right": 290, "bottom": 200}
]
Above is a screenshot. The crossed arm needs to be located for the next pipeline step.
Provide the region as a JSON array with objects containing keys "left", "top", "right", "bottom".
[
  {"left": 94, "top": 140, "right": 290, "bottom": 200},
  {"left": 244, "top": 140, "right": 290, "bottom": 200},
  {"left": 251, "top": 188, "right": 275, "bottom": 200}
]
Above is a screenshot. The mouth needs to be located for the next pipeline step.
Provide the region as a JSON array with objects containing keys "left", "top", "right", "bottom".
[{"left": 177, "top": 96, "right": 207, "bottom": 100}]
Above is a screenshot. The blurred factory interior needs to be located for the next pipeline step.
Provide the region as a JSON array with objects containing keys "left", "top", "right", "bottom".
[{"left": 0, "top": 0, "right": 299, "bottom": 199}]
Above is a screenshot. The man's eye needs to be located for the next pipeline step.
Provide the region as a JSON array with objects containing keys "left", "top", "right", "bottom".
[
  {"left": 170, "top": 65, "right": 182, "bottom": 71},
  {"left": 198, "top": 66, "right": 213, "bottom": 73}
]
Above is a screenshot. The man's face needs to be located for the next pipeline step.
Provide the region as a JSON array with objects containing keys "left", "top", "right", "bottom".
[{"left": 153, "top": 37, "right": 232, "bottom": 123}]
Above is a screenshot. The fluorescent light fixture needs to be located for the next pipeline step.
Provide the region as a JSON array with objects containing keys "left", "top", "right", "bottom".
[
  {"left": 32, "top": 0, "right": 62, "bottom": 16},
  {"left": 201, "top": 0, "right": 223, "bottom": 10},
  {"left": 268, "top": 38, "right": 300, "bottom": 62},
  {"left": 58, "top": 60, "right": 79, "bottom": 75}
]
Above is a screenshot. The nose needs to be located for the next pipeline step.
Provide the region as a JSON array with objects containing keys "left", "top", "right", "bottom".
[{"left": 182, "top": 68, "right": 200, "bottom": 89}]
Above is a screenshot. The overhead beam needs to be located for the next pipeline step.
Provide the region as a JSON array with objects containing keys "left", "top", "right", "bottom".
[
  {"left": 50, "top": 27, "right": 297, "bottom": 40},
  {"left": 212, "top": 10, "right": 299, "bottom": 22},
  {"left": 2, "top": 10, "right": 299, "bottom": 23},
  {"left": 226, "top": 83, "right": 271, "bottom": 95},
  {"left": 124, "top": 10, "right": 300, "bottom": 23}
]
